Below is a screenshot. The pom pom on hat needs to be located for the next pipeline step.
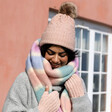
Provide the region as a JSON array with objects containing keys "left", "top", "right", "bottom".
[
  {"left": 40, "top": 2, "right": 77, "bottom": 51},
  {"left": 59, "top": 2, "right": 77, "bottom": 19}
]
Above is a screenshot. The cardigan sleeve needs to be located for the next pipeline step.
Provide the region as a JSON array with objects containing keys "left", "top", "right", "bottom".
[
  {"left": 2, "top": 72, "right": 39, "bottom": 112},
  {"left": 71, "top": 79, "right": 92, "bottom": 112},
  {"left": 71, "top": 94, "right": 92, "bottom": 112}
]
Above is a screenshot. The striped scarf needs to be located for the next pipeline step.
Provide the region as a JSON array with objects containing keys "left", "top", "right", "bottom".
[{"left": 26, "top": 39, "right": 79, "bottom": 112}]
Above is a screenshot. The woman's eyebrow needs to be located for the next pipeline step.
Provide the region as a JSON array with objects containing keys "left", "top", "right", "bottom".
[
  {"left": 59, "top": 52, "right": 66, "bottom": 54},
  {"left": 48, "top": 49, "right": 66, "bottom": 54}
]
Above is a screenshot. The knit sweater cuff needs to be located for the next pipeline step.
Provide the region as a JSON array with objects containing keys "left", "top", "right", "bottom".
[{"left": 65, "top": 75, "right": 84, "bottom": 98}]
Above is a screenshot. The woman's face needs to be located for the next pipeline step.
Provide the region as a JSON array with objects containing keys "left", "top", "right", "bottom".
[{"left": 45, "top": 45, "right": 68, "bottom": 69}]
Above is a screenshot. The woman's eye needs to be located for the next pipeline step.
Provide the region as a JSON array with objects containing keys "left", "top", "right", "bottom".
[
  {"left": 47, "top": 50, "right": 55, "bottom": 55},
  {"left": 59, "top": 53, "right": 67, "bottom": 57}
]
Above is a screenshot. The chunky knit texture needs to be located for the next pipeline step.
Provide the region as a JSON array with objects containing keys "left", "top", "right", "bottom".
[
  {"left": 40, "top": 13, "right": 75, "bottom": 51},
  {"left": 38, "top": 91, "right": 60, "bottom": 112},
  {"left": 26, "top": 39, "right": 79, "bottom": 112},
  {"left": 65, "top": 75, "right": 84, "bottom": 98}
]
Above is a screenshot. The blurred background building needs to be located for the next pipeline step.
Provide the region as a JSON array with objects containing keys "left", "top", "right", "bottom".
[{"left": 0, "top": 0, "right": 112, "bottom": 111}]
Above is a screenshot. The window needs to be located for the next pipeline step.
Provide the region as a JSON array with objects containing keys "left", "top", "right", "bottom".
[
  {"left": 49, "top": 9, "right": 112, "bottom": 112},
  {"left": 93, "top": 32, "right": 108, "bottom": 112},
  {"left": 75, "top": 27, "right": 90, "bottom": 91}
]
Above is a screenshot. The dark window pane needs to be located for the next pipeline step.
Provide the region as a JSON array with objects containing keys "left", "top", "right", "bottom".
[
  {"left": 82, "top": 29, "right": 89, "bottom": 50},
  {"left": 81, "top": 73, "right": 88, "bottom": 91},
  {"left": 102, "top": 55, "right": 107, "bottom": 72},
  {"left": 93, "top": 95, "right": 99, "bottom": 112},
  {"left": 94, "top": 54, "right": 100, "bottom": 72},
  {"left": 100, "top": 94, "right": 106, "bottom": 111},
  {"left": 95, "top": 33, "right": 101, "bottom": 51},
  {"left": 78, "top": 51, "right": 81, "bottom": 71},
  {"left": 102, "top": 35, "right": 108, "bottom": 52},
  {"left": 75, "top": 28, "right": 81, "bottom": 49},
  {"left": 81, "top": 52, "right": 89, "bottom": 71},
  {"left": 101, "top": 74, "right": 107, "bottom": 91},
  {"left": 93, "top": 74, "right": 99, "bottom": 92}
]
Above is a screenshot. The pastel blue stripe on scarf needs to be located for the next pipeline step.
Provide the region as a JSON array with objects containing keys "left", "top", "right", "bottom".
[
  {"left": 35, "top": 87, "right": 45, "bottom": 102},
  {"left": 32, "top": 56, "right": 44, "bottom": 69},
  {"left": 58, "top": 65, "right": 74, "bottom": 77},
  {"left": 26, "top": 55, "right": 32, "bottom": 71},
  {"left": 54, "top": 70, "right": 75, "bottom": 85}
]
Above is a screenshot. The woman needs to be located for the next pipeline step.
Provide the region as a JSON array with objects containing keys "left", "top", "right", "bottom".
[{"left": 3, "top": 2, "right": 92, "bottom": 112}]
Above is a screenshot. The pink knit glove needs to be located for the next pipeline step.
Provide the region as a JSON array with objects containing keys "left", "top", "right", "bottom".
[
  {"left": 38, "top": 91, "right": 60, "bottom": 112},
  {"left": 65, "top": 75, "right": 84, "bottom": 98}
]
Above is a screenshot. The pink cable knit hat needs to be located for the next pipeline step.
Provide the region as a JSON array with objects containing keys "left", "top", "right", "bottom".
[{"left": 40, "top": 2, "right": 77, "bottom": 51}]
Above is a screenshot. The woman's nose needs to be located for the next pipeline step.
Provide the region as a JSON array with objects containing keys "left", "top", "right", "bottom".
[{"left": 52, "top": 55, "right": 60, "bottom": 63}]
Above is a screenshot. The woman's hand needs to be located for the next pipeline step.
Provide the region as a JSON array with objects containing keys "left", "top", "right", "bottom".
[
  {"left": 38, "top": 86, "right": 60, "bottom": 112},
  {"left": 65, "top": 75, "right": 84, "bottom": 98}
]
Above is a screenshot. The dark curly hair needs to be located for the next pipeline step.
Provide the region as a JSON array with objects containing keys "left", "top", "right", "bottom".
[{"left": 40, "top": 44, "right": 79, "bottom": 63}]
